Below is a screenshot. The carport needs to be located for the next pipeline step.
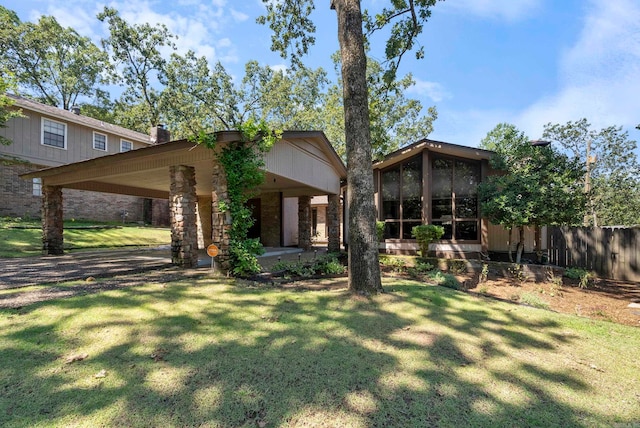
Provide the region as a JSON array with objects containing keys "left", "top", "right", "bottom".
[{"left": 22, "top": 131, "right": 347, "bottom": 271}]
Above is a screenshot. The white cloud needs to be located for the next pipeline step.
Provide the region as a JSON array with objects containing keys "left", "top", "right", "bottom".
[
  {"left": 516, "top": 0, "right": 640, "bottom": 137},
  {"left": 230, "top": 9, "right": 249, "bottom": 22},
  {"left": 442, "top": 0, "right": 541, "bottom": 22},
  {"left": 407, "top": 78, "right": 450, "bottom": 103},
  {"left": 269, "top": 64, "right": 288, "bottom": 73}
]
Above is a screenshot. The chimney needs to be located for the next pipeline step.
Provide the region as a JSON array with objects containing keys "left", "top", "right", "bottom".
[
  {"left": 150, "top": 124, "right": 171, "bottom": 144},
  {"left": 70, "top": 105, "right": 80, "bottom": 115}
]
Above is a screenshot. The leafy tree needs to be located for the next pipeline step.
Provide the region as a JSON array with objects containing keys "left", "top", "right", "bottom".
[
  {"left": 543, "top": 119, "right": 640, "bottom": 226},
  {"left": 479, "top": 123, "right": 585, "bottom": 263},
  {"left": 325, "top": 55, "right": 438, "bottom": 161},
  {"left": 98, "top": 7, "right": 176, "bottom": 132},
  {"left": 0, "top": 71, "right": 24, "bottom": 146},
  {"left": 0, "top": 6, "right": 109, "bottom": 110},
  {"left": 259, "top": 0, "right": 442, "bottom": 294}
]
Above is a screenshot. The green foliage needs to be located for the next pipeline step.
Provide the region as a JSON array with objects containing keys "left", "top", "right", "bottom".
[
  {"left": 379, "top": 255, "right": 407, "bottom": 272},
  {"left": 519, "top": 292, "right": 550, "bottom": 310},
  {"left": 407, "top": 260, "right": 434, "bottom": 278},
  {"left": 479, "top": 263, "right": 489, "bottom": 284},
  {"left": 0, "top": 6, "right": 109, "bottom": 109},
  {"left": 564, "top": 267, "right": 594, "bottom": 288},
  {"left": 447, "top": 260, "right": 467, "bottom": 274},
  {"left": 427, "top": 270, "right": 460, "bottom": 290},
  {"left": 0, "top": 72, "right": 23, "bottom": 146},
  {"left": 508, "top": 264, "right": 527, "bottom": 285},
  {"left": 376, "top": 221, "right": 385, "bottom": 242},
  {"left": 411, "top": 224, "right": 444, "bottom": 257},
  {"left": 543, "top": 119, "right": 640, "bottom": 226},
  {"left": 198, "top": 120, "right": 280, "bottom": 276},
  {"left": 271, "top": 253, "right": 345, "bottom": 278}
]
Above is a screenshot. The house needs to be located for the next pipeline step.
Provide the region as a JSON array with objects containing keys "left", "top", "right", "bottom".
[
  {"left": 22, "top": 131, "right": 347, "bottom": 269},
  {"left": 0, "top": 94, "right": 169, "bottom": 223},
  {"left": 372, "top": 138, "right": 546, "bottom": 259}
]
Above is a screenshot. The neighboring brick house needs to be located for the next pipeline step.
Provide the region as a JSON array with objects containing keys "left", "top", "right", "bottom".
[{"left": 0, "top": 94, "right": 170, "bottom": 223}]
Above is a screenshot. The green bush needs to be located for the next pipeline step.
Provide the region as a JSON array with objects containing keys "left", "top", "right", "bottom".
[
  {"left": 379, "top": 255, "right": 407, "bottom": 272},
  {"left": 427, "top": 270, "right": 460, "bottom": 290},
  {"left": 271, "top": 253, "right": 345, "bottom": 278},
  {"left": 411, "top": 224, "right": 444, "bottom": 257},
  {"left": 564, "top": 267, "right": 594, "bottom": 288},
  {"left": 376, "top": 221, "right": 385, "bottom": 242},
  {"left": 407, "top": 260, "right": 434, "bottom": 278}
]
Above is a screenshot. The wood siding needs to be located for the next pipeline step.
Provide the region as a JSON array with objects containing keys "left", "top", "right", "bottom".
[{"left": 0, "top": 110, "right": 148, "bottom": 167}]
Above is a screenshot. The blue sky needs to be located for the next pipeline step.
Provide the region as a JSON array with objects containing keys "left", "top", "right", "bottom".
[{"left": 6, "top": 0, "right": 640, "bottom": 149}]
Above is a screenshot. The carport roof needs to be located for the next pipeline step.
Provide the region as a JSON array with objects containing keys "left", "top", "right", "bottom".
[{"left": 22, "top": 130, "right": 347, "bottom": 199}]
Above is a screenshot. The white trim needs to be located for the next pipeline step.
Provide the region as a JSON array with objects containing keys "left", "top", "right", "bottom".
[
  {"left": 32, "top": 178, "right": 42, "bottom": 196},
  {"left": 41, "top": 117, "right": 67, "bottom": 150},
  {"left": 93, "top": 131, "right": 108, "bottom": 151},
  {"left": 120, "top": 139, "right": 133, "bottom": 152}
]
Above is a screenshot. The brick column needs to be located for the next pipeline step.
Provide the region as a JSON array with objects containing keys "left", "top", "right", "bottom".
[
  {"left": 169, "top": 165, "right": 198, "bottom": 268},
  {"left": 211, "top": 161, "right": 231, "bottom": 273},
  {"left": 42, "top": 185, "right": 64, "bottom": 255},
  {"left": 298, "top": 195, "right": 312, "bottom": 250},
  {"left": 327, "top": 194, "right": 341, "bottom": 253}
]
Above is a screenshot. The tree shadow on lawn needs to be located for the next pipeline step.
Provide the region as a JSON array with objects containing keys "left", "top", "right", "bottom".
[{"left": 0, "top": 276, "right": 632, "bottom": 427}]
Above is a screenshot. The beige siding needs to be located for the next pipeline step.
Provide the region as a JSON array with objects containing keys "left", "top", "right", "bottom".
[
  {"left": 0, "top": 109, "right": 148, "bottom": 167},
  {"left": 487, "top": 224, "right": 547, "bottom": 252}
]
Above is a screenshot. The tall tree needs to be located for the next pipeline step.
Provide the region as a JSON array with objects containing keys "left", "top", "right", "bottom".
[
  {"left": 0, "top": 6, "right": 109, "bottom": 110},
  {"left": 543, "top": 119, "right": 640, "bottom": 226},
  {"left": 259, "top": 0, "right": 442, "bottom": 294},
  {"left": 98, "top": 7, "right": 176, "bottom": 132},
  {"left": 0, "top": 71, "right": 24, "bottom": 146},
  {"left": 479, "top": 123, "right": 585, "bottom": 263},
  {"left": 325, "top": 55, "right": 438, "bottom": 161}
]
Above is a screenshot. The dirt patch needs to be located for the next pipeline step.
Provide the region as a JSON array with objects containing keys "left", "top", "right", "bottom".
[{"left": 457, "top": 271, "right": 640, "bottom": 327}]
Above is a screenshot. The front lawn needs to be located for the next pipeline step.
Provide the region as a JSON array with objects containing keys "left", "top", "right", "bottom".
[
  {"left": 0, "top": 218, "right": 170, "bottom": 257},
  {"left": 1, "top": 275, "right": 638, "bottom": 427}
]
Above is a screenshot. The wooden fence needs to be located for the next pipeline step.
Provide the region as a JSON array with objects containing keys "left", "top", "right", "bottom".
[{"left": 548, "top": 226, "right": 640, "bottom": 282}]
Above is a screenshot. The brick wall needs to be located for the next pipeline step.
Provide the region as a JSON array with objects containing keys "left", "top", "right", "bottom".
[{"left": 260, "top": 192, "right": 281, "bottom": 247}]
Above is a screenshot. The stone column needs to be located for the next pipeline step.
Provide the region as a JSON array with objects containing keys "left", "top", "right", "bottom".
[
  {"left": 327, "top": 194, "right": 341, "bottom": 253},
  {"left": 169, "top": 165, "right": 198, "bottom": 268},
  {"left": 42, "top": 185, "right": 64, "bottom": 255},
  {"left": 298, "top": 195, "right": 312, "bottom": 250},
  {"left": 211, "top": 161, "right": 231, "bottom": 273}
]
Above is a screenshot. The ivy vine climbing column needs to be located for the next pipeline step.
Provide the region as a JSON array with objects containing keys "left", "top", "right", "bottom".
[{"left": 211, "top": 160, "right": 232, "bottom": 273}]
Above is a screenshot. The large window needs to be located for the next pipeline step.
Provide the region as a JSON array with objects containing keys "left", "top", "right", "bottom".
[
  {"left": 381, "top": 156, "right": 422, "bottom": 239},
  {"left": 42, "top": 118, "right": 66, "bottom": 149},
  {"left": 431, "top": 157, "right": 480, "bottom": 241},
  {"left": 93, "top": 132, "right": 107, "bottom": 151}
]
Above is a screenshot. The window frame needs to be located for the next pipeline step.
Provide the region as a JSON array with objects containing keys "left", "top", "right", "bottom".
[
  {"left": 32, "top": 178, "right": 42, "bottom": 197},
  {"left": 379, "top": 154, "right": 423, "bottom": 240},
  {"left": 41, "top": 118, "right": 67, "bottom": 150},
  {"left": 120, "top": 139, "right": 133, "bottom": 152},
  {"left": 430, "top": 155, "right": 481, "bottom": 243},
  {"left": 93, "top": 131, "right": 108, "bottom": 151}
]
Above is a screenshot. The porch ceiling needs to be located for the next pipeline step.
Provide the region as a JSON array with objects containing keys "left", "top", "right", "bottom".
[{"left": 21, "top": 131, "right": 347, "bottom": 199}]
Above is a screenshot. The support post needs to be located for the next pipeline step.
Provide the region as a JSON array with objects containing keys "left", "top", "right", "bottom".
[
  {"left": 298, "top": 195, "right": 312, "bottom": 250},
  {"left": 211, "top": 161, "right": 231, "bottom": 273},
  {"left": 327, "top": 194, "right": 341, "bottom": 253},
  {"left": 169, "top": 165, "right": 198, "bottom": 268},
  {"left": 42, "top": 185, "right": 64, "bottom": 255}
]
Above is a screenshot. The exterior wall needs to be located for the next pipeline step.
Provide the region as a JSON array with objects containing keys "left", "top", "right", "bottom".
[
  {"left": 487, "top": 224, "right": 547, "bottom": 253},
  {"left": 260, "top": 192, "right": 282, "bottom": 247},
  {"left": 283, "top": 197, "right": 299, "bottom": 246},
  {"left": 0, "top": 161, "right": 42, "bottom": 218}
]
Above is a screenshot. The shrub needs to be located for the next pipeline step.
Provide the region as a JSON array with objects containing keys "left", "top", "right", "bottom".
[
  {"left": 411, "top": 224, "right": 444, "bottom": 257},
  {"left": 479, "top": 263, "right": 489, "bottom": 283},
  {"left": 379, "top": 255, "right": 407, "bottom": 273},
  {"left": 271, "top": 253, "right": 345, "bottom": 278},
  {"left": 427, "top": 270, "right": 460, "bottom": 290},
  {"left": 376, "top": 221, "right": 385, "bottom": 242},
  {"left": 407, "top": 260, "right": 434, "bottom": 278},
  {"left": 564, "top": 267, "right": 594, "bottom": 288}
]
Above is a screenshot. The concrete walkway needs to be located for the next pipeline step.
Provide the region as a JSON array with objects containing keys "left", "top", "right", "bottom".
[{"left": 0, "top": 246, "right": 332, "bottom": 290}]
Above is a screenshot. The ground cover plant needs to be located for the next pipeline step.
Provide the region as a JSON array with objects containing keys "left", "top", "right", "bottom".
[
  {"left": 1, "top": 272, "right": 639, "bottom": 427},
  {"left": 0, "top": 217, "right": 170, "bottom": 257}
]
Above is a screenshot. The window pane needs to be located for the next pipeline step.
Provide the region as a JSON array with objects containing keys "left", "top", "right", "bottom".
[
  {"left": 43, "top": 120, "right": 65, "bottom": 148},
  {"left": 455, "top": 221, "right": 478, "bottom": 240},
  {"left": 454, "top": 159, "right": 479, "bottom": 198},
  {"left": 403, "top": 198, "right": 422, "bottom": 220},
  {"left": 94, "top": 133, "right": 106, "bottom": 150},
  {"left": 382, "top": 167, "right": 400, "bottom": 220},
  {"left": 403, "top": 221, "right": 421, "bottom": 239},
  {"left": 384, "top": 222, "right": 400, "bottom": 239},
  {"left": 402, "top": 157, "right": 422, "bottom": 220},
  {"left": 431, "top": 158, "right": 452, "bottom": 219},
  {"left": 455, "top": 196, "right": 477, "bottom": 218},
  {"left": 432, "top": 220, "right": 452, "bottom": 240},
  {"left": 121, "top": 140, "right": 132, "bottom": 152}
]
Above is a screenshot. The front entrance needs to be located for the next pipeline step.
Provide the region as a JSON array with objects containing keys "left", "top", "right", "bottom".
[{"left": 247, "top": 198, "right": 261, "bottom": 240}]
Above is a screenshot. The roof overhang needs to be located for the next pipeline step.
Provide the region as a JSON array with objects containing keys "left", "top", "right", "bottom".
[{"left": 21, "top": 131, "right": 347, "bottom": 199}]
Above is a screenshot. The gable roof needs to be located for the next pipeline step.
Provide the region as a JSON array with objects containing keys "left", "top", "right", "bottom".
[
  {"left": 373, "top": 138, "right": 495, "bottom": 170},
  {"left": 7, "top": 94, "right": 151, "bottom": 144}
]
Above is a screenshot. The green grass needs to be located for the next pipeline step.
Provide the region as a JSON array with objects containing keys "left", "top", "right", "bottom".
[
  {"left": 1, "top": 276, "right": 638, "bottom": 427},
  {"left": 0, "top": 218, "right": 170, "bottom": 257}
]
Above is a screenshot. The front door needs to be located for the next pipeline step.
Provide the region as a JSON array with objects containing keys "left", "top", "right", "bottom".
[{"left": 247, "top": 198, "right": 261, "bottom": 240}]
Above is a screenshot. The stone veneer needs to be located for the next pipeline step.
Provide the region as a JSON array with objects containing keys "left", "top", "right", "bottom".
[
  {"left": 169, "top": 165, "right": 198, "bottom": 268},
  {"left": 327, "top": 194, "right": 341, "bottom": 252},
  {"left": 211, "top": 160, "right": 231, "bottom": 273},
  {"left": 298, "top": 195, "right": 312, "bottom": 250},
  {"left": 42, "top": 185, "right": 64, "bottom": 255}
]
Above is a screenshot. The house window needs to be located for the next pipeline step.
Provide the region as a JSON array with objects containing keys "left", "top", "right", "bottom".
[
  {"left": 431, "top": 157, "right": 480, "bottom": 241},
  {"left": 381, "top": 155, "right": 422, "bottom": 239},
  {"left": 32, "top": 178, "right": 42, "bottom": 196},
  {"left": 42, "top": 118, "right": 66, "bottom": 149},
  {"left": 120, "top": 140, "right": 132, "bottom": 152},
  {"left": 93, "top": 132, "right": 107, "bottom": 151}
]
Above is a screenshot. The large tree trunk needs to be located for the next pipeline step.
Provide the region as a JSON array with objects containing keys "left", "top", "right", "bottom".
[
  {"left": 507, "top": 226, "right": 513, "bottom": 263},
  {"left": 515, "top": 226, "right": 525, "bottom": 264},
  {"left": 332, "top": 0, "right": 383, "bottom": 294}
]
